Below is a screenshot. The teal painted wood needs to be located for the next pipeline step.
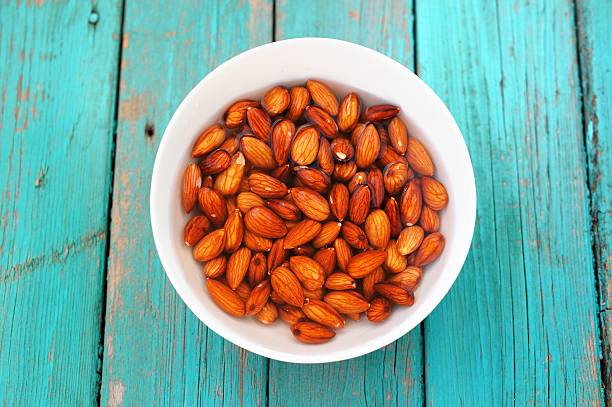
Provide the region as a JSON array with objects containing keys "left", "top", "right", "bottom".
[
  {"left": 416, "top": 0, "right": 602, "bottom": 405},
  {"left": 271, "top": 2, "right": 424, "bottom": 406},
  {"left": 98, "top": 1, "right": 273, "bottom": 405},
  {"left": 0, "top": 1, "right": 122, "bottom": 405},
  {"left": 576, "top": 0, "right": 612, "bottom": 404}
]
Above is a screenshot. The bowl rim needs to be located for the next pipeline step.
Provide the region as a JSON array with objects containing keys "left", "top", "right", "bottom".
[{"left": 150, "top": 37, "right": 476, "bottom": 363}]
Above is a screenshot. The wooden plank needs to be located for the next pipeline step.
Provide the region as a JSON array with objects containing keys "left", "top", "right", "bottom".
[
  {"left": 575, "top": 0, "right": 612, "bottom": 403},
  {"left": 271, "top": 2, "right": 424, "bottom": 406},
  {"left": 0, "top": 2, "right": 122, "bottom": 405},
  {"left": 99, "top": 1, "right": 273, "bottom": 405},
  {"left": 416, "top": 0, "right": 602, "bottom": 404}
]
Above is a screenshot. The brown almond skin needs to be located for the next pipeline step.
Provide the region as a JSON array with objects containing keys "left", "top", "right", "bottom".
[
  {"left": 286, "top": 86, "right": 310, "bottom": 121},
  {"left": 386, "top": 266, "right": 423, "bottom": 291},
  {"left": 333, "top": 160, "right": 357, "bottom": 182},
  {"left": 267, "top": 199, "right": 302, "bottom": 221},
  {"left": 365, "top": 209, "right": 391, "bottom": 249},
  {"left": 355, "top": 123, "right": 381, "bottom": 169},
  {"left": 198, "top": 187, "right": 228, "bottom": 227},
  {"left": 328, "top": 183, "right": 349, "bottom": 221},
  {"left": 385, "top": 197, "right": 403, "bottom": 238},
  {"left": 248, "top": 173, "right": 288, "bottom": 199},
  {"left": 226, "top": 195, "right": 238, "bottom": 213},
  {"left": 290, "top": 187, "right": 331, "bottom": 221},
  {"left": 193, "top": 228, "right": 226, "bottom": 261},
  {"left": 421, "top": 176, "right": 449, "bottom": 210},
  {"left": 333, "top": 238, "right": 353, "bottom": 272},
  {"left": 387, "top": 116, "right": 408, "bottom": 154},
  {"left": 284, "top": 219, "right": 322, "bottom": 249},
  {"left": 199, "top": 149, "right": 231, "bottom": 175},
  {"left": 383, "top": 161, "right": 411, "bottom": 195},
  {"left": 203, "top": 255, "right": 227, "bottom": 278},
  {"left": 338, "top": 92, "right": 360, "bottom": 132},
  {"left": 236, "top": 192, "right": 266, "bottom": 213},
  {"left": 289, "top": 256, "right": 325, "bottom": 290},
  {"left": 363, "top": 267, "right": 385, "bottom": 300},
  {"left": 256, "top": 301, "right": 278, "bottom": 324},
  {"left": 291, "top": 321, "right": 336, "bottom": 344},
  {"left": 331, "top": 137, "right": 354, "bottom": 162},
  {"left": 303, "top": 298, "right": 345, "bottom": 329},
  {"left": 413, "top": 232, "right": 445, "bottom": 266},
  {"left": 215, "top": 152, "right": 246, "bottom": 195},
  {"left": 244, "top": 206, "right": 287, "bottom": 239},
  {"left": 342, "top": 221, "right": 369, "bottom": 250},
  {"left": 271, "top": 119, "right": 295, "bottom": 165},
  {"left": 243, "top": 230, "right": 273, "bottom": 252},
  {"left": 240, "top": 136, "right": 277, "bottom": 169},
  {"left": 293, "top": 245, "right": 316, "bottom": 257},
  {"left": 270, "top": 266, "right": 305, "bottom": 307},
  {"left": 303, "top": 286, "right": 325, "bottom": 300},
  {"left": 324, "top": 290, "right": 370, "bottom": 314},
  {"left": 262, "top": 86, "right": 290, "bottom": 116},
  {"left": 317, "top": 138, "right": 335, "bottom": 176},
  {"left": 248, "top": 252, "right": 268, "bottom": 286},
  {"left": 267, "top": 238, "right": 287, "bottom": 271},
  {"left": 305, "top": 105, "right": 338, "bottom": 138},
  {"left": 362, "top": 104, "right": 400, "bottom": 122},
  {"left": 202, "top": 175, "right": 214, "bottom": 188},
  {"left": 348, "top": 171, "right": 368, "bottom": 193},
  {"left": 226, "top": 247, "right": 252, "bottom": 290},
  {"left": 397, "top": 225, "right": 424, "bottom": 255},
  {"left": 192, "top": 124, "right": 226, "bottom": 157},
  {"left": 345, "top": 312, "right": 362, "bottom": 321},
  {"left": 306, "top": 79, "right": 339, "bottom": 116},
  {"left": 407, "top": 137, "right": 435, "bottom": 176},
  {"left": 279, "top": 304, "right": 306, "bottom": 325},
  {"left": 375, "top": 283, "right": 415, "bottom": 306},
  {"left": 184, "top": 216, "right": 211, "bottom": 246},
  {"left": 325, "top": 272, "right": 356, "bottom": 290},
  {"left": 206, "top": 278, "right": 245, "bottom": 317},
  {"left": 351, "top": 123, "right": 365, "bottom": 145},
  {"left": 245, "top": 279, "right": 271, "bottom": 316},
  {"left": 367, "top": 297, "right": 391, "bottom": 322},
  {"left": 378, "top": 145, "right": 408, "bottom": 168},
  {"left": 313, "top": 247, "right": 336, "bottom": 276},
  {"left": 400, "top": 178, "right": 423, "bottom": 226},
  {"left": 224, "top": 100, "right": 259, "bottom": 128},
  {"left": 291, "top": 126, "right": 320, "bottom": 165},
  {"left": 294, "top": 166, "right": 331, "bottom": 193},
  {"left": 347, "top": 250, "right": 387, "bottom": 279},
  {"left": 312, "top": 221, "right": 342, "bottom": 248},
  {"left": 234, "top": 281, "right": 252, "bottom": 302},
  {"left": 182, "top": 164, "right": 202, "bottom": 213},
  {"left": 271, "top": 164, "right": 291, "bottom": 184},
  {"left": 270, "top": 289, "right": 287, "bottom": 305},
  {"left": 223, "top": 209, "right": 244, "bottom": 252},
  {"left": 368, "top": 168, "right": 385, "bottom": 208},
  {"left": 420, "top": 206, "right": 440, "bottom": 232},
  {"left": 246, "top": 107, "right": 272, "bottom": 142},
  {"left": 348, "top": 184, "right": 371, "bottom": 225},
  {"left": 219, "top": 136, "right": 239, "bottom": 155},
  {"left": 385, "top": 240, "right": 407, "bottom": 273}
]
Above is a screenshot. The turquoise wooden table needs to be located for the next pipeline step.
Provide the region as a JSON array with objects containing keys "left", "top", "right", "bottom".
[{"left": 1, "top": 1, "right": 610, "bottom": 405}]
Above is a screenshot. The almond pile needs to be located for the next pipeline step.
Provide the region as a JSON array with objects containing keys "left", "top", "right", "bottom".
[{"left": 181, "top": 80, "right": 448, "bottom": 344}]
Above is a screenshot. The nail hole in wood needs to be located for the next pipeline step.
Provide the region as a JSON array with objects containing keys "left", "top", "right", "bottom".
[{"left": 145, "top": 122, "right": 155, "bottom": 138}]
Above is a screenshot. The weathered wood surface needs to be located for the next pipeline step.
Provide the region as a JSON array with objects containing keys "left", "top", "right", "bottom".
[
  {"left": 417, "top": 0, "right": 602, "bottom": 405},
  {"left": 0, "top": 0, "right": 609, "bottom": 405},
  {"left": 271, "top": 2, "right": 424, "bottom": 407},
  {"left": 0, "top": 1, "right": 122, "bottom": 405},
  {"left": 576, "top": 0, "right": 612, "bottom": 404},
  {"left": 98, "top": 1, "right": 272, "bottom": 406}
]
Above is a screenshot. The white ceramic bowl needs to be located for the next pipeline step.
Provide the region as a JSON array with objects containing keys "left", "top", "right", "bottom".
[{"left": 151, "top": 38, "right": 476, "bottom": 363}]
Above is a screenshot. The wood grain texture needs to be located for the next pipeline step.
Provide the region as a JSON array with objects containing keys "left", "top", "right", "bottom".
[
  {"left": 0, "top": 1, "right": 122, "bottom": 405},
  {"left": 417, "top": 0, "right": 602, "bottom": 405},
  {"left": 576, "top": 0, "right": 612, "bottom": 403},
  {"left": 272, "top": 2, "right": 423, "bottom": 406},
  {"left": 98, "top": 1, "right": 272, "bottom": 405}
]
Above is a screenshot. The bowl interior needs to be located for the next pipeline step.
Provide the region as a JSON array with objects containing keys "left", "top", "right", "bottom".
[{"left": 151, "top": 38, "right": 476, "bottom": 363}]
